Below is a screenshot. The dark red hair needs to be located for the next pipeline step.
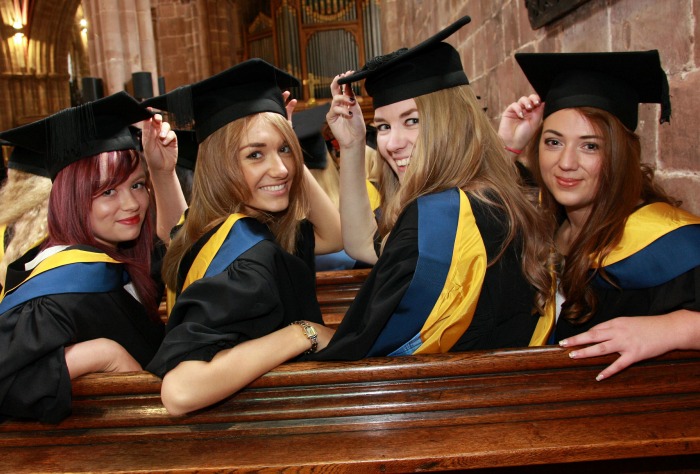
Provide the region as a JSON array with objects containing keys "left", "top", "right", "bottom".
[{"left": 46, "top": 150, "right": 160, "bottom": 319}]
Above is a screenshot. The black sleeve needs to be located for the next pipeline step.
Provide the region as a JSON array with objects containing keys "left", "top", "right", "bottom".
[
  {"left": 146, "top": 240, "right": 322, "bottom": 377},
  {"left": 305, "top": 203, "right": 418, "bottom": 360},
  {"left": 0, "top": 298, "right": 75, "bottom": 423},
  {"left": 556, "top": 266, "right": 700, "bottom": 340}
]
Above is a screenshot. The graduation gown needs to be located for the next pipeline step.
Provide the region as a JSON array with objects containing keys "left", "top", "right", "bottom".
[
  {"left": 146, "top": 215, "right": 323, "bottom": 378},
  {"left": 0, "top": 245, "right": 165, "bottom": 423},
  {"left": 306, "top": 188, "right": 541, "bottom": 361},
  {"left": 556, "top": 202, "right": 700, "bottom": 339}
]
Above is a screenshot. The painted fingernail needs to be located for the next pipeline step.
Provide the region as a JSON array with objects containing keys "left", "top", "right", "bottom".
[
  {"left": 596, "top": 373, "right": 604, "bottom": 381},
  {"left": 568, "top": 351, "right": 577, "bottom": 358},
  {"left": 559, "top": 339, "right": 568, "bottom": 347}
]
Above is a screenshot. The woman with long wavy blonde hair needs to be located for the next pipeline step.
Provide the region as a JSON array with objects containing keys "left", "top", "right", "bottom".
[
  {"left": 305, "top": 16, "right": 554, "bottom": 361},
  {"left": 142, "top": 59, "right": 340, "bottom": 416},
  {"left": 0, "top": 167, "right": 51, "bottom": 285}
]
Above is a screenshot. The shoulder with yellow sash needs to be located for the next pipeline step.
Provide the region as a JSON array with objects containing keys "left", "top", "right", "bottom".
[
  {"left": 165, "top": 214, "right": 273, "bottom": 316},
  {"left": 592, "top": 202, "right": 700, "bottom": 289},
  {"left": 0, "top": 245, "right": 124, "bottom": 314}
]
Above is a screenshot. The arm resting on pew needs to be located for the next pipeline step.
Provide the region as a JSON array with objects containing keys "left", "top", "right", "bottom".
[
  {"left": 160, "top": 322, "right": 333, "bottom": 416},
  {"left": 561, "top": 309, "right": 700, "bottom": 380}
]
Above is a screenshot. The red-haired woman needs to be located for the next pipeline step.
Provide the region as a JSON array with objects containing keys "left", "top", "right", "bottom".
[{"left": 0, "top": 92, "right": 164, "bottom": 423}]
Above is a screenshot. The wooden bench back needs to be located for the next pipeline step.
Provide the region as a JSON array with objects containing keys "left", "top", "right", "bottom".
[
  {"left": 159, "top": 268, "right": 371, "bottom": 326},
  {"left": 2, "top": 347, "right": 700, "bottom": 472}
]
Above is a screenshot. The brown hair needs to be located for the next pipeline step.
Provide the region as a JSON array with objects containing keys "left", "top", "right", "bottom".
[
  {"left": 162, "top": 113, "right": 309, "bottom": 291},
  {"left": 529, "top": 107, "right": 678, "bottom": 324}
]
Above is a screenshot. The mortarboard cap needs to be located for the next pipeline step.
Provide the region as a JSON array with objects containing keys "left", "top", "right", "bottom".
[
  {"left": 515, "top": 50, "right": 671, "bottom": 131},
  {"left": 174, "top": 129, "right": 198, "bottom": 171},
  {"left": 0, "top": 140, "right": 50, "bottom": 178},
  {"left": 142, "top": 59, "right": 300, "bottom": 144},
  {"left": 338, "top": 16, "right": 471, "bottom": 108},
  {"left": 0, "top": 91, "right": 152, "bottom": 180},
  {"left": 293, "top": 104, "right": 330, "bottom": 170}
]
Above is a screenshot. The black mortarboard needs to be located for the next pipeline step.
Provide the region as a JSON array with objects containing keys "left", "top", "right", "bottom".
[
  {"left": 293, "top": 104, "right": 330, "bottom": 170},
  {"left": 0, "top": 141, "right": 50, "bottom": 178},
  {"left": 142, "top": 59, "right": 300, "bottom": 144},
  {"left": 0, "top": 91, "right": 152, "bottom": 180},
  {"left": 174, "top": 129, "right": 198, "bottom": 171},
  {"left": 338, "top": 16, "right": 471, "bottom": 108},
  {"left": 515, "top": 50, "right": 671, "bottom": 131}
]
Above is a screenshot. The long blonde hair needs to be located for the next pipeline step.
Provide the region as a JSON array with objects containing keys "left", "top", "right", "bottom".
[
  {"left": 382, "top": 85, "right": 553, "bottom": 314},
  {"left": 309, "top": 150, "right": 340, "bottom": 209},
  {"left": 162, "top": 113, "right": 309, "bottom": 290},
  {"left": 0, "top": 169, "right": 52, "bottom": 282}
]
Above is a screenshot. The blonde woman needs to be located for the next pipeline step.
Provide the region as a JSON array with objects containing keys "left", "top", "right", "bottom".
[
  {"left": 306, "top": 17, "right": 553, "bottom": 360},
  {"left": 142, "top": 60, "right": 339, "bottom": 415},
  {"left": 0, "top": 144, "right": 51, "bottom": 285}
]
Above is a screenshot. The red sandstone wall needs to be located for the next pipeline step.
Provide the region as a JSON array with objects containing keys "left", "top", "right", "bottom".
[{"left": 380, "top": 0, "right": 700, "bottom": 214}]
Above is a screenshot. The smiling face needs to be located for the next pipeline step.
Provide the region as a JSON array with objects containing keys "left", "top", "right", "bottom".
[
  {"left": 374, "top": 98, "right": 419, "bottom": 183},
  {"left": 89, "top": 158, "right": 150, "bottom": 248},
  {"left": 238, "top": 116, "right": 295, "bottom": 214},
  {"left": 538, "top": 108, "right": 605, "bottom": 223}
]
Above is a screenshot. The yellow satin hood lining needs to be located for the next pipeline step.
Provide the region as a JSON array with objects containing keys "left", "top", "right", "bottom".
[
  {"left": 595, "top": 202, "right": 700, "bottom": 268},
  {"left": 414, "top": 190, "right": 487, "bottom": 354},
  {"left": 0, "top": 248, "right": 119, "bottom": 301},
  {"left": 166, "top": 213, "right": 247, "bottom": 316}
]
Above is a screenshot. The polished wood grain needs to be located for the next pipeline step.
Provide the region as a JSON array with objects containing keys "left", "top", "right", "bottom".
[{"left": 1, "top": 347, "right": 699, "bottom": 472}]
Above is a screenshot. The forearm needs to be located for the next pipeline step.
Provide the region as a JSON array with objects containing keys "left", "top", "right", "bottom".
[
  {"left": 304, "top": 166, "right": 342, "bottom": 254},
  {"left": 339, "top": 144, "right": 379, "bottom": 264},
  {"left": 664, "top": 309, "right": 700, "bottom": 351},
  {"left": 150, "top": 169, "right": 188, "bottom": 243},
  {"left": 160, "top": 324, "right": 313, "bottom": 416}
]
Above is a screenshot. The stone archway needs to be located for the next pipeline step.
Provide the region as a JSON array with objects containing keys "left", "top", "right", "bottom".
[{"left": 0, "top": 0, "right": 82, "bottom": 130}]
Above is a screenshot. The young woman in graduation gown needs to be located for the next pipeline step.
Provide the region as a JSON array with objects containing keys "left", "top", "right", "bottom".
[
  {"left": 499, "top": 50, "right": 700, "bottom": 380},
  {"left": 0, "top": 92, "right": 165, "bottom": 423},
  {"left": 141, "top": 59, "right": 339, "bottom": 416},
  {"left": 0, "top": 143, "right": 52, "bottom": 289},
  {"left": 304, "top": 17, "right": 554, "bottom": 360}
]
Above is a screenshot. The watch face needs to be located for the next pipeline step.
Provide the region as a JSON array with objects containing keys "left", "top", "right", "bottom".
[{"left": 306, "top": 325, "right": 318, "bottom": 337}]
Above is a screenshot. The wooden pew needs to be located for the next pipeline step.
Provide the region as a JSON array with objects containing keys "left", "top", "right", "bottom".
[
  {"left": 1, "top": 347, "right": 699, "bottom": 472},
  {"left": 315, "top": 268, "right": 371, "bottom": 328},
  {"left": 158, "top": 268, "right": 371, "bottom": 328}
]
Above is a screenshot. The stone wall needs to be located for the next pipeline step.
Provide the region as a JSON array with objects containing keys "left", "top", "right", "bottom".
[
  {"left": 0, "top": 0, "right": 698, "bottom": 214},
  {"left": 380, "top": 0, "right": 700, "bottom": 214},
  {"left": 151, "top": 0, "right": 241, "bottom": 92}
]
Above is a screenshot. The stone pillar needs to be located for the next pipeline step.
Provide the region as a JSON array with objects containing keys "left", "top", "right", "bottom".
[{"left": 82, "top": 0, "right": 158, "bottom": 95}]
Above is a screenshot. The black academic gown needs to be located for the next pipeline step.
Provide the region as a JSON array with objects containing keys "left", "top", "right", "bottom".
[
  {"left": 306, "top": 188, "right": 539, "bottom": 361},
  {"left": 556, "top": 267, "right": 700, "bottom": 339},
  {"left": 0, "top": 245, "right": 165, "bottom": 423},
  {"left": 556, "top": 202, "right": 700, "bottom": 339},
  {"left": 146, "top": 219, "right": 323, "bottom": 378}
]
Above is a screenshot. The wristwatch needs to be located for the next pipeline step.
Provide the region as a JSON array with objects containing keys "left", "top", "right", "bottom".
[{"left": 291, "top": 320, "right": 318, "bottom": 354}]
